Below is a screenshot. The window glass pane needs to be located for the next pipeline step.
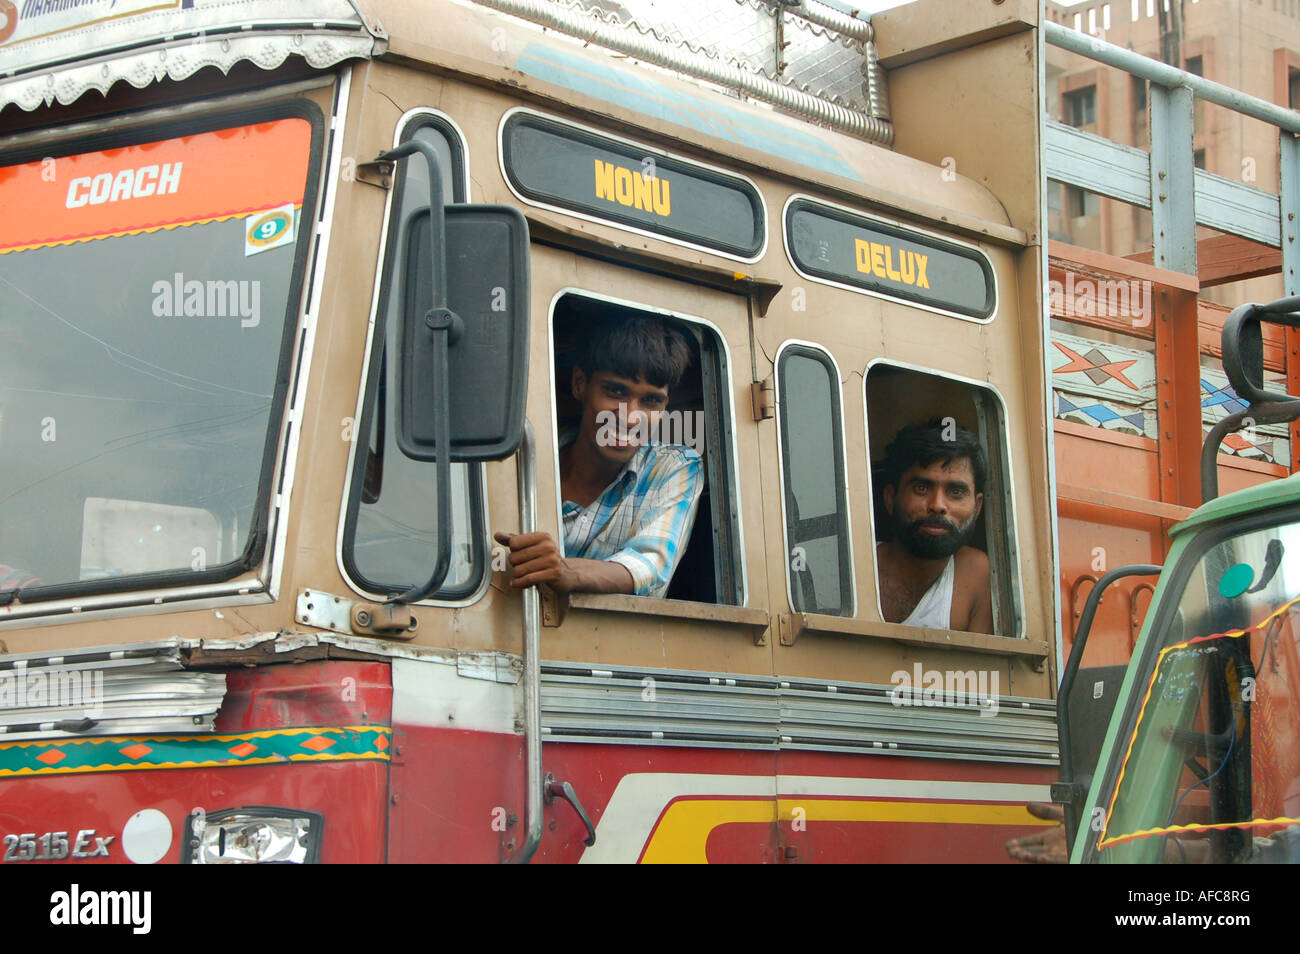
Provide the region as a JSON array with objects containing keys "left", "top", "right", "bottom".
[
  {"left": 778, "top": 347, "right": 852, "bottom": 616},
  {"left": 0, "top": 116, "right": 314, "bottom": 596},
  {"left": 1098, "top": 517, "right": 1300, "bottom": 863},
  {"left": 343, "top": 121, "right": 483, "bottom": 597}
]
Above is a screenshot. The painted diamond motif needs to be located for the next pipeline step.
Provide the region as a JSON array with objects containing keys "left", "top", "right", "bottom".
[
  {"left": 1081, "top": 404, "right": 1121, "bottom": 424},
  {"left": 36, "top": 748, "right": 66, "bottom": 765},
  {"left": 375, "top": 735, "right": 389, "bottom": 752},
  {"left": 300, "top": 735, "right": 336, "bottom": 752},
  {"left": 228, "top": 742, "right": 258, "bottom": 758},
  {"left": 119, "top": 743, "right": 152, "bottom": 760}
]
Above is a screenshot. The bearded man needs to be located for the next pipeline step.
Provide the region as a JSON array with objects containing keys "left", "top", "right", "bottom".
[{"left": 876, "top": 420, "right": 994, "bottom": 634}]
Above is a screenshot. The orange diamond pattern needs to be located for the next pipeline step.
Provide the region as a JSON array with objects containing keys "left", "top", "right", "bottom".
[
  {"left": 374, "top": 735, "right": 389, "bottom": 752},
  {"left": 36, "top": 749, "right": 66, "bottom": 765},
  {"left": 119, "top": 743, "right": 153, "bottom": 760},
  {"left": 299, "top": 735, "right": 336, "bottom": 752},
  {"left": 228, "top": 742, "right": 258, "bottom": 758}
]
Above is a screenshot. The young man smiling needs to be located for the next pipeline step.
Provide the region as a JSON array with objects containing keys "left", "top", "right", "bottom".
[
  {"left": 876, "top": 419, "right": 994, "bottom": 634},
  {"left": 494, "top": 316, "right": 702, "bottom": 598}
]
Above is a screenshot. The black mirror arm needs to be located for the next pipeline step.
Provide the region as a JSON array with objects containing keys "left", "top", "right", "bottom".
[
  {"left": 377, "top": 140, "right": 451, "bottom": 312},
  {"left": 376, "top": 141, "right": 459, "bottom": 605}
]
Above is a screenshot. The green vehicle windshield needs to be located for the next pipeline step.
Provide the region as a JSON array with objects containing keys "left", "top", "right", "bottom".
[{"left": 1089, "top": 511, "right": 1300, "bottom": 863}]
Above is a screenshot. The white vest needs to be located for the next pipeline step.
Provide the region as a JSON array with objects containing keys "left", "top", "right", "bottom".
[{"left": 901, "top": 556, "right": 955, "bottom": 629}]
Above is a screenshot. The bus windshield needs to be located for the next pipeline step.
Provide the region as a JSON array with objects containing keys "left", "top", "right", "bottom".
[
  {"left": 1094, "top": 514, "right": 1300, "bottom": 863},
  {"left": 0, "top": 114, "right": 314, "bottom": 601}
]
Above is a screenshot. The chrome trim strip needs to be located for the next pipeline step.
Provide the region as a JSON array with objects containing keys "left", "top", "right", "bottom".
[
  {"left": 270, "top": 65, "right": 352, "bottom": 601},
  {"left": 540, "top": 661, "right": 1058, "bottom": 764},
  {"left": 514, "top": 422, "right": 544, "bottom": 864}
]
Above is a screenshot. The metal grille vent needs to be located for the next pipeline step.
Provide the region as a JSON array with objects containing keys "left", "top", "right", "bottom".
[{"left": 473, "top": 0, "right": 893, "bottom": 144}]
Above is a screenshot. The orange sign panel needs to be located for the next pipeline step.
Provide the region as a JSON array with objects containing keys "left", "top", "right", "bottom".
[{"left": 0, "top": 117, "right": 312, "bottom": 254}]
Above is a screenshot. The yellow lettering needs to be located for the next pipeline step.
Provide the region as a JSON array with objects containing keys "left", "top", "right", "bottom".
[
  {"left": 594, "top": 160, "right": 616, "bottom": 202},
  {"left": 915, "top": 253, "right": 930, "bottom": 289},
  {"left": 900, "top": 249, "right": 916, "bottom": 285},
  {"left": 854, "top": 238, "right": 872, "bottom": 273},
  {"left": 885, "top": 244, "right": 902, "bottom": 282},
  {"left": 653, "top": 177, "right": 671, "bottom": 216},
  {"left": 633, "top": 172, "right": 653, "bottom": 212},
  {"left": 870, "top": 243, "right": 885, "bottom": 278},
  {"left": 614, "top": 167, "right": 635, "bottom": 206}
]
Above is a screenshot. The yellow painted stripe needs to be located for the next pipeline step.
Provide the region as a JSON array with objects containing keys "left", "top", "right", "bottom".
[
  {"left": 0, "top": 204, "right": 303, "bottom": 256},
  {"left": 1099, "top": 815, "right": 1300, "bottom": 850},
  {"left": 641, "top": 798, "right": 1055, "bottom": 864}
]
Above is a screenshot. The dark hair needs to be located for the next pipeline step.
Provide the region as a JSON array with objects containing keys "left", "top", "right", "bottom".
[
  {"left": 882, "top": 419, "right": 987, "bottom": 495},
  {"left": 577, "top": 315, "right": 692, "bottom": 390}
]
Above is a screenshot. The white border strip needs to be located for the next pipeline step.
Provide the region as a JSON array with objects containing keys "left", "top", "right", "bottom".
[
  {"left": 497, "top": 106, "right": 769, "bottom": 266},
  {"left": 269, "top": 64, "right": 352, "bottom": 601},
  {"left": 580, "top": 772, "right": 1051, "bottom": 863}
]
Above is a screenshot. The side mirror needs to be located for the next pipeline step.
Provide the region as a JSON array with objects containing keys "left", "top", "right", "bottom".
[
  {"left": 1223, "top": 299, "right": 1300, "bottom": 407},
  {"left": 375, "top": 138, "right": 530, "bottom": 604},
  {"left": 399, "top": 204, "right": 530, "bottom": 462}
]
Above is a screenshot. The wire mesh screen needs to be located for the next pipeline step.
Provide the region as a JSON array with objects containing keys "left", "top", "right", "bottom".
[{"left": 558, "top": 0, "right": 874, "bottom": 112}]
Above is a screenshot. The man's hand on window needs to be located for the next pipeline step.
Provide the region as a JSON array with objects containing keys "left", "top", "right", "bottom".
[{"left": 494, "top": 531, "right": 634, "bottom": 595}]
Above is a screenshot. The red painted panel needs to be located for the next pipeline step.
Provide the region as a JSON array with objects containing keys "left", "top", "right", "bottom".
[
  {"left": 705, "top": 821, "right": 780, "bottom": 864},
  {"left": 774, "top": 818, "right": 1041, "bottom": 863},
  {"left": 0, "top": 761, "right": 388, "bottom": 864},
  {"left": 533, "top": 744, "right": 779, "bottom": 863},
  {"left": 387, "top": 726, "right": 527, "bottom": 863},
  {"left": 217, "top": 661, "right": 392, "bottom": 732}
]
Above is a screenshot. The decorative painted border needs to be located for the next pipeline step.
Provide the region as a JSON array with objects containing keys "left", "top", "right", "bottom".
[{"left": 0, "top": 726, "right": 390, "bottom": 778}]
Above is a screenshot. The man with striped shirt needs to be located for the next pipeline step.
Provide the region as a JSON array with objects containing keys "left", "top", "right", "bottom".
[{"left": 495, "top": 316, "right": 702, "bottom": 598}]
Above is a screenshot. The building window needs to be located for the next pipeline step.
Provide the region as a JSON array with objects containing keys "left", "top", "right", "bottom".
[
  {"left": 1132, "top": 75, "right": 1147, "bottom": 113},
  {"left": 1194, "top": 148, "right": 1206, "bottom": 170},
  {"left": 1067, "top": 185, "right": 1101, "bottom": 218},
  {"left": 776, "top": 342, "right": 854, "bottom": 616},
  {"left": 341, "top": 114, "right": 487, "bottom": 602},
  {"left": 1289, "top": 68, "right": 1300, "bottom": 109},
  {"left": 1184, "top": 55, "right": 1204, "bottom": 78},
  {"left": 1064, "top": 86, "right": 1097, "bottom": 128}
]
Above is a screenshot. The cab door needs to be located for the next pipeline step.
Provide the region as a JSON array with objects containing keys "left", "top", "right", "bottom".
[{"left": 516, "top": 245, "right": 783, "bottom": 863}]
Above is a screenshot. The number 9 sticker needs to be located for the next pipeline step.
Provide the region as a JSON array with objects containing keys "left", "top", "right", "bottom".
[{"left": 245, "top": 203, "right": 297, "bottom": 256}]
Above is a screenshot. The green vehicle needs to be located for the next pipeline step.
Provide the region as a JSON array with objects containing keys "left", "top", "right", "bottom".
[{"left": 1059, "top": 297, "right": 1300, "bottom": 865}]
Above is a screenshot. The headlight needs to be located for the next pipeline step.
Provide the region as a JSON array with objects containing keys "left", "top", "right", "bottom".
[{"left": 182, "top": 807, "right": 323, "bottom": 864}]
